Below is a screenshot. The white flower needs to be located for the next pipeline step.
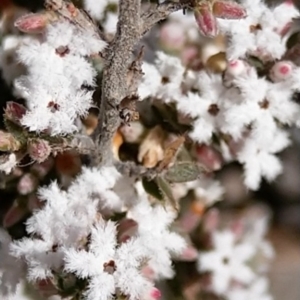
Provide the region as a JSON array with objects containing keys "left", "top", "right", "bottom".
[
  {"left": 64, "top": 220, "right": 152, "bottom": 300},
  {"left": 237, "top": 129, "right": 291, "bottom": 190},
  {"left": 10, "top": 238, "right": 64, "bottom": 281},
  {"left": 217, "top": 0, "right": 299, "bottom": 60},
  {"left": 227, "top": 277, "right": 273, "bottom": 300},
  {"left": 176, "top": 71, "right": 225, "bottom": 143},
  {"left": 24, "top": 166, "right": 121, "bottom": 247},
  {"left": 197, "top": 230, "right": 256, "bottom": 294},
  {"left": 15, "top": 20, "right": 106, "bottom": 135},
  {"left": 128, "top": 188, "right": 186, "bottom": 279},
  {"left": 10, "top": 166, "right": 122, "bottom": 281},
  {"left": 138, "top": 52, "right": 184, "bottom": 103}
]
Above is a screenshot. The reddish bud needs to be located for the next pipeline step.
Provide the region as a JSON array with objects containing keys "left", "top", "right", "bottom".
[
  {"left": 5, "top": 101, "right": 26, "bottom": 125},
  {"left": 178, "top": 245, "right": 199, "bottom": 261},
  {"left": 14, "top": 13, "right": 49, "bottom": 34},
  {"left": 18, "top": 173, "right": 38, "bottom": 195},
  {"left": 270, "top": 61, "right": 294, "bottom": 82},
  {"left": 212, "top": 0, "right": 247, "bottom": 19},
  {"left": 150, "top": 288, "right": 162, "bottom": 300},
  {"left": 196, "top": 144, "right": 223, "bottom": 171},
  {"left": 203, "top": 208, "right": 220, "bottom": 232},
  {"left": 28, "top": 139, "right": 51, "bottom": 163},
  {"left": 194, "top": 2, "right": 218, "bottom": 37}
]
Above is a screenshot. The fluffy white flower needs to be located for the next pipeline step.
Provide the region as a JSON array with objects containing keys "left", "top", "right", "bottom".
[
  {"left": 197, "top": 230, "right": 256, "bottom": 294},
  {"left": 217, "top": 0, "right": 299, "bottom": 60},
  {"left": 24, "top": 166, "right": 121, "bottom": 246},
  {"left": 64, "top": 220, "right": 152, "bottom": 300},
  {"left": 127, "top": 187, "right": 186, "bottom": 279},
  {"left": 237, "top": 129, "right": 291, "bottom": 190},
  {"left": 10, "top": 238, "right": 64, "bottom": 281},
  {"left": 10, "top": 166, "right": 122, "bottom": 281},
  {"left": 15, "top": 20, "right": 106, "bottom": 135},
  {"left": 176, "top": 71, "right": 225, "bottom": 143},
  {"left": 138, "top": 52, "right": 184, "bottom": 103}
]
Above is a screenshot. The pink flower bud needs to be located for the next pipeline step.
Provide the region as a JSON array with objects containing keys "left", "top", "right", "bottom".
[
  {"left": 17, "top": 173, "right": 38, "bottom": 195},
  {"left": 270, "top": 61, "right": 294, "bottom": 82},
  {"left": 196, "top": 144, "right": 223, "bottom": 171},
  {"left": 5, "top": 102, "right": 27, "bottom": 125},
  {"left": 28, "top": 139, "right": 51, "bottom": 163},
  {"left": 150, "top": 288, "right": 161, "bottom": 300},
  {"left": 194, "top": 2, "right": 218, "bottom": 37},
  {"left": 178, "top": 246, "right": 199, "bottom": 261},
  {"left": 14, "top": 13, "right": 49, "bottom": 34},
  {"left": 212, "top": 0, "right": 247, "bottom": 19},
  {"left": 0, "top": 131, "right": 21, "bottom": 152},
  {"left": 203, "top": 208, "right": 220, "bottom": 232},
  {"left": 226, "top": 60, "right": 246, "bottom": 76},
  {"left": 278, "top": 22, "right": 292, "bottom": 36}
]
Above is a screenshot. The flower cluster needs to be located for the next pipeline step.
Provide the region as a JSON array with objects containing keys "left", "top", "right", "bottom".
[
  {"left": 15, "top": 19, "right": 106, "bottom": 135},
  {"left": 139, "top": 0, "right": 300, "bottom": 190},
  {"left": 0, "top": 0, "right": 297, "bottom": 299}
]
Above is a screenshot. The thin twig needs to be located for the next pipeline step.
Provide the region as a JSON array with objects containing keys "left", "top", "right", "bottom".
[{"left": 140, "top": 0, "right": 191, "bottom": 36}]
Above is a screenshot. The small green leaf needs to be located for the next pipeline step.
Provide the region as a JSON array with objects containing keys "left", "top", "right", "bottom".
[
  {"left": 164, "top": 161, "right": 200, "bottom": 183},
  {"left": 156, "top": 175, "right": 178, "bottom": 211}
]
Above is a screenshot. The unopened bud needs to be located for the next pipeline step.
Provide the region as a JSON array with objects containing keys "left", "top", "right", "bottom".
[
  {"left": 150, "top": 288, "right": 161, "bottom": 300},
  {"left": 212, "top": 0, "right": 247, "bottom": 19},
  {"left": 28, "top": 139, "right": 51, "bottom": 163},
  {"left": 5, "top": 101, "right": 26, "bottom": 125},
  {"left": 194, "top": 2, "right": 218, "bottom": 38},
  {"left": 226, "top": 60, "right": 247, "bottom": 76},
  {"left": 203, "top": 208, "right": 220, "bottom": 232},
  {"left": 0, "top": 131, "right": 21, "bottom": 152},
  {"left": 270, "top": 61, "right": 294, "bottom": 82},
  {"left": 179, "top": 245, "right": 199, "bottom": 261},
  {"left": 196, "top": 144, "right": 223, "bottom": 171},
  {"left": 17, "top": 173, "right": 38, "bottom": 195},
  {"left": 14, "top": 13, "right": 49, "bottom": 34}
]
